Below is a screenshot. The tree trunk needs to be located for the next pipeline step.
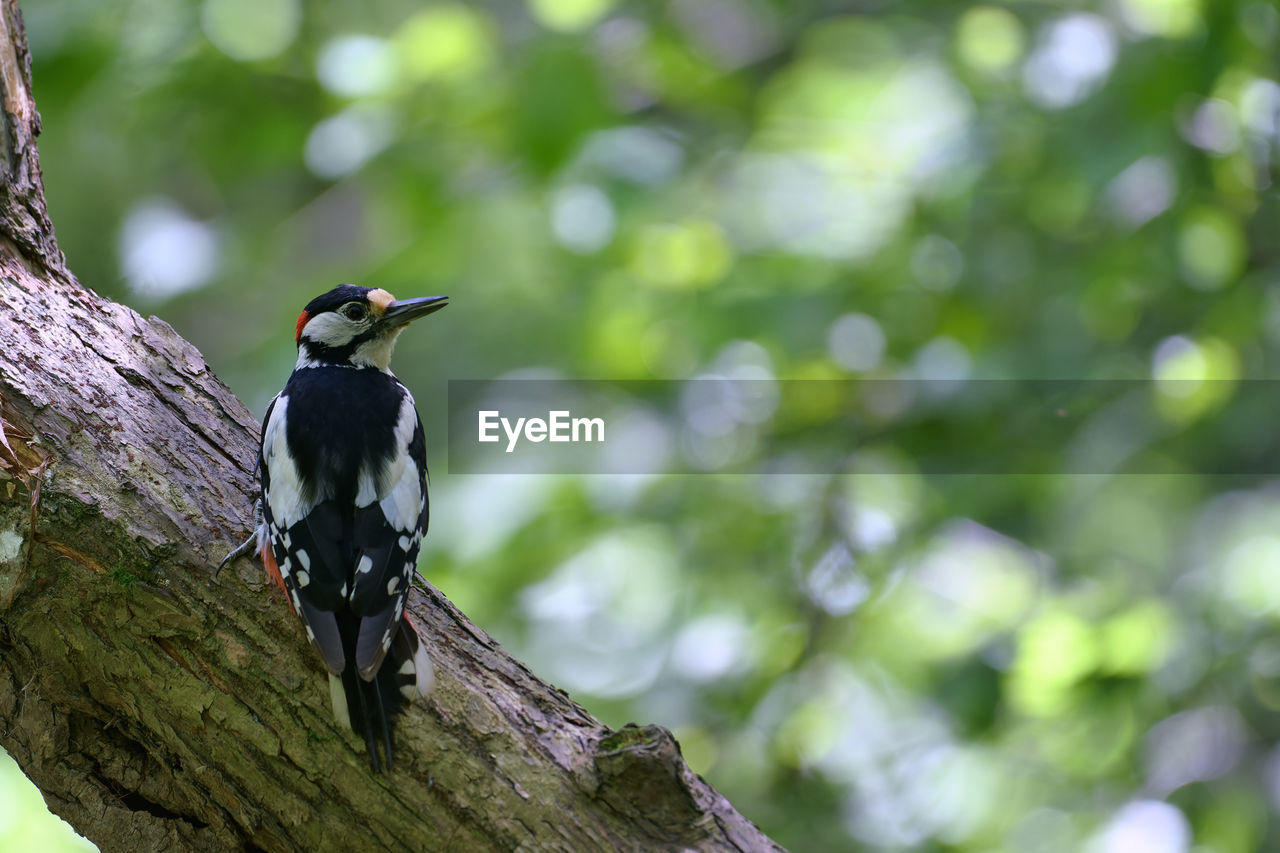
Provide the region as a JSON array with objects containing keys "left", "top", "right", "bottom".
[{"left": 0, "top": 3, "right": 782, "bottom": 850}]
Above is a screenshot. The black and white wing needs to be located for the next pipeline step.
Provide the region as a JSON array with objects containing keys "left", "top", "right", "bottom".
[{"left": 348, "top": 388, "right": 428, "bottom": 680}]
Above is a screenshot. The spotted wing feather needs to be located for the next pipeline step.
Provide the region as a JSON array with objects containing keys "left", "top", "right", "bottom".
[
  {"left": 349, "top": 405, "right": 428, "bottom": 680},
  {"left": 260, "top": 396, "right": 348, "bottom": 675}
]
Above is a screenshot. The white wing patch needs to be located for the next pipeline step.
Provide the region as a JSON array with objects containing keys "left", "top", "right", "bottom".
[
  {"left": 351, "top": 392, "right": 422, "bottom": 532},
  {"left": 355, "top": 392, "right": 419, "bottom": 509},
  {"left": 355, "top": 467, "right": 380, "bottom": 507},
  {"left": 262, "top": 395, "right": 309, "bottom": 529},
  {"left": 379, "top": 461, "right": 421, "bottom": 535},
  {"left": 394, "top": 391, "right": 418, "bottom": 445}
]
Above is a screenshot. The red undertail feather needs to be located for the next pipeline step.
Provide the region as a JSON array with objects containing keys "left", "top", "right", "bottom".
[{"left": 260, "top": 543, "right": 290, "bottom": 602}]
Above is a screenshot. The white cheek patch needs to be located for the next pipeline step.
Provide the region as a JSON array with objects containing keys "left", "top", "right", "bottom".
[{"left": 300, "top": 312, "right": 358, "bottom": 347}]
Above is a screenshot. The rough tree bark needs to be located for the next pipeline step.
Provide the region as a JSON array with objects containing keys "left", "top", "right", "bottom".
[{"left": 0, "top": 3, "right": 782, "bottom": 850}]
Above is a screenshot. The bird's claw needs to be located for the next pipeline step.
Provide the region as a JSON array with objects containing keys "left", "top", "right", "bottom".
[{"left": 214, "top": 499, "right": 264, "bottom": 577}]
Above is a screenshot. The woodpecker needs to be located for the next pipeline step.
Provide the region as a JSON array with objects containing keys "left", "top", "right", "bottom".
[{"left": 219, "top": 284, "right": 447, "bottom": 772}]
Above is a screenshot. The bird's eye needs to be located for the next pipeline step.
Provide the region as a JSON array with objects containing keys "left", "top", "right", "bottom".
[{"left": 341, "top": 303, "right": 368, "bottom": 322}]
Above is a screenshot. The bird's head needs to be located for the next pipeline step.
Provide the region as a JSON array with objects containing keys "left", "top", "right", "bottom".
[{"left": 294, "top": 284, "right": 448, "bottom": 371}]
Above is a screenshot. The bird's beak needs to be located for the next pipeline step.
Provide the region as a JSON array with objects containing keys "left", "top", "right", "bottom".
[{"left": 379, "top": 295, "right": 449, "bottom": 328}]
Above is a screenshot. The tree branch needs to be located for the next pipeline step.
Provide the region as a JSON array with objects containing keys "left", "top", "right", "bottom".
[{"left": 0, "top": 1, "right": 781, "bottom": 849}]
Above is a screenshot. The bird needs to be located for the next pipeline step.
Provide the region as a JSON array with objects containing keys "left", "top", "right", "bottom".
[{"left": 218, "top": 284, "right": 447, "bottom": 772}]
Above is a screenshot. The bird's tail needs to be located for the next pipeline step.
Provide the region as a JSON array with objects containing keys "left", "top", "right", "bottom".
[{"left": 328, "top": 616, "right": 433, "bottom": 771}]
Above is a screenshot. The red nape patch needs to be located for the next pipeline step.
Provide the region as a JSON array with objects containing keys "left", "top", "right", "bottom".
[{"left": 294, "top": 310, "right": 310, "bottom": 342}]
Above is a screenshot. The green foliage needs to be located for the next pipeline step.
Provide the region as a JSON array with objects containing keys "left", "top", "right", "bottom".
[{"left": 6, "top": 0, "right": 1280, "bottom": 850}]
